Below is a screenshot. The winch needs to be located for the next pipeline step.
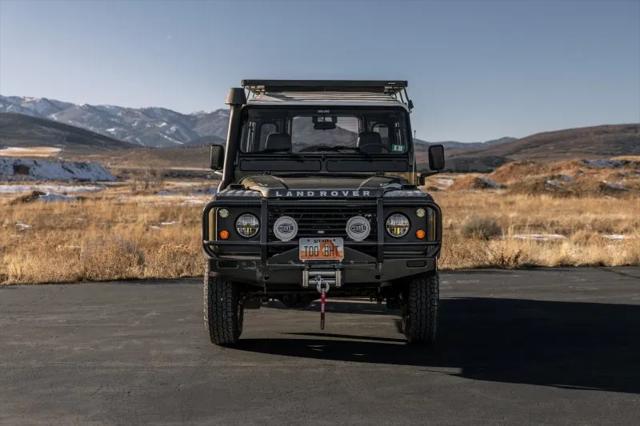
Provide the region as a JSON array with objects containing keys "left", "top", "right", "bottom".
[{"left": 302, "top": 269, "right": 342, "bottom": 289}]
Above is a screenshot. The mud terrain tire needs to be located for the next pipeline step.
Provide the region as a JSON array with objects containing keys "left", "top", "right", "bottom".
[
  {"left": 402, "top": 271, "right": 439, "bottom": 345},
  {"left": 204, "top": 263, "right": 244, "bottom": 346}
]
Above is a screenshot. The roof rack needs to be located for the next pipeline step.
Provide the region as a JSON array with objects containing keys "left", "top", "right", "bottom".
[
  {"left": 241, "top": 79, "right": 413, "bottom": 110},
  {"left": 241, "top": 80, "right": 407, "bottom": 94}
]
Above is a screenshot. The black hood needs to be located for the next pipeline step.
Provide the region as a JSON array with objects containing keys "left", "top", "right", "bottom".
[{"left": 237, "top": 174, "right": 410, "bottom": 198}]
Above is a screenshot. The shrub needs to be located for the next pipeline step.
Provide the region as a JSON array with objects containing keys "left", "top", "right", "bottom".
[{"left": 461, "top": 216, "right": 502, "bottom": 240}]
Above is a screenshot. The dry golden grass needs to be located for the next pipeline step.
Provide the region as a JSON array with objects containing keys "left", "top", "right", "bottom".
[
  {"left": 0, "top": 193, "right": 203, "bottom": 284},
  {"left": 1, "top": 183, "right": 639, "bottom": 285},
  {"left": 436, "top": 191, "right": 640, "bottom": 269}
]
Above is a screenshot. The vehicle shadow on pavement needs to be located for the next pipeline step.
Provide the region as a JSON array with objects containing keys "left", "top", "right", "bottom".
[{"left": 236, "top": 298, "right": 640, "bottom": 394}]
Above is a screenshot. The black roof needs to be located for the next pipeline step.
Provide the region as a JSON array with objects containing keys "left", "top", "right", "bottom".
[{"left": 241, "top": 79, "right": 408, "bottom": 94}]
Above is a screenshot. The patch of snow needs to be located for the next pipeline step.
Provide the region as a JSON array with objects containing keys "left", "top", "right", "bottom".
[
  {"left": 478, "top": 177, "right": 502, "bottom": 189},
  {"left": 0, "top": 184, "right": 103, "bottom": 193},
  {"left": 159, "top": 133, "right": 184, "bottom": 145},
  {"left": 15, "top": 221, "right": 31, "bottom": 231},
  {"left": 602, "top": 181, "right": 626, "bottom": 190},
  {"left": 583, "top": 159, "right": 624, "bottom": 169},
  {"left": 436, "top": 178, "right": 454, "bottom": 188},
  {"left": 155, "top": 187, "right": 216, "bottom": 196},
  {"left": 160, "top": 221, "right": 176, "bottom": 226},
  {"left": 39, "top": 192, "right": 77, "bottom": 202},
  {"left": 159, "top": 133, "right": 178, "bottom": 142},
  {"left": 512, "top": 233, "right": 567, "bottom": 241},
  {"left": 182, "top": 197, "right": 207, "bottom": 205},
  {"left": 0, "top": 158, "right": 115, "bottom": 182},
  {"left": 106, "top": 128, "right": 117, "bottom": 133},
  {"left": 603, "top": 234, "right": 628, "bottom": 241},
  {"left": 545, "top": 180, "right": 563, "bottom": 188}
]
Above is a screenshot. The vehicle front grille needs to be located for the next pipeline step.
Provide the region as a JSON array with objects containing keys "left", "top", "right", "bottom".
[{"left": 268, "top": 204, "right": 377, "bottom": 240}]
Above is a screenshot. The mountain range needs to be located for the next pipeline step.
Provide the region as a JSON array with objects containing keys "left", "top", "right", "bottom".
[
  {"left": 0, "top": 95, "right": 228, "bottom": 148},
  {"left": 1, "top": 95, "right": 638, "bottom": 171},
  {"left": 1, "top": 95, "right": 521, "bottom": 150}
]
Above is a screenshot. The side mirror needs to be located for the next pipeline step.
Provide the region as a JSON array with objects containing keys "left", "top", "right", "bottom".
[
  {"left": 209, "top": 145, "right": 224, "bottom": 170},
  {"left": 428, "top": 144, "right": 445, "bottom": 171},
  {"left": 419, "top": 144, "right": 446, "bottom": 185}
]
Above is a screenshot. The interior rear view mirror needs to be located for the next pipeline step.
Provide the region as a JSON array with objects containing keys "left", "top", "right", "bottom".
[{"left": 313, "top": 115, "right": 337, "bottom": 130}]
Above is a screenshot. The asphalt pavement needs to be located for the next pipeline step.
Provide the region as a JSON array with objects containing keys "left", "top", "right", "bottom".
[{"left": 1, "top": 267, "right": 640, "bottom": 425}]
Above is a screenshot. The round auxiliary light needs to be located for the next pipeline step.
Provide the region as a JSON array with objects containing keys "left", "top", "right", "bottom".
[
  {"left": 235, "top": 213, "right": 260, "bottom": 238},
  {"left": 273, "top": 216, "right": 298, "bottom": 242},
  {"left": 346, "top": 215, "right": 371, "bottom": 241},
  {"left": 416, "top": 208, "right": 426, "bottom": 218},
  {"left": 386, "top": 213, "right": 410, "bottom": 238},
  {"left": 218, "top": 208, "right": 229, "bottom": 218}
]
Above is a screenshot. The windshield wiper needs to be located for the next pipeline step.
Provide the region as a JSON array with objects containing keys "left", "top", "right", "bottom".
[
  {"left": 257, "top": 148, "right": 291, "bottom": 154},
  {"left": 253, "top": 148, "right": 303, "bottom": 160},
  {"left": 299, "top": 145, "right": 360, "bottom": 153}
]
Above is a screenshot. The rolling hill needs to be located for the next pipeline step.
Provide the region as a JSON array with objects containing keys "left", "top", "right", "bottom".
[
  {"left": 0, "top": 113, "right": 136, "bottom": 154},
  {"left": 416, "top": 124, "right": 640, "bottom": 172},
  {"left": 457, "top": 124, "right": 640, "bottom": 159}
]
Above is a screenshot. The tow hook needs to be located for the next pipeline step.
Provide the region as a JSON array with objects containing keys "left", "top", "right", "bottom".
[{"left": 316, "top": 279, "right": 330, "bottom": 330}]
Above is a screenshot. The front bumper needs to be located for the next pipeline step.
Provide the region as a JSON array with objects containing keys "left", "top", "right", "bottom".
[
  {"left": 207, "top": 250, "right": 437, "bottom": 289},
  {"left": 202, "top": 196, "right": 442, "bottom": 290}
]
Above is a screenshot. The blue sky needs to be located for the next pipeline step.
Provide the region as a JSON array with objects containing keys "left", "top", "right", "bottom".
[{"left": 0, "top": 0, "right": 638, "bottom": 141}]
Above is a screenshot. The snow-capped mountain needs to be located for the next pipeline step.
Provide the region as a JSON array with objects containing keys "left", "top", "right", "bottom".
[{"left": 0, "top": 95, "right": 229, "bottom": 148}]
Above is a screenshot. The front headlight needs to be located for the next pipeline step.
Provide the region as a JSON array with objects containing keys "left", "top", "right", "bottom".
[
  {"left": 235, "top": 213, "right": 260, "bottom": 238},
  {"left": 386, "top": 213, "right": 410, "bottom": 238}
]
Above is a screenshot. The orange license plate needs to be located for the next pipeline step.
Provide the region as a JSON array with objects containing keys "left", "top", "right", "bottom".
[{"left": 299, "top": 238, "right": 344, "bottom": 262}]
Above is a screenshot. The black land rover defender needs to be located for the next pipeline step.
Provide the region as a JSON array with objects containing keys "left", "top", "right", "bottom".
[{"left": 203, "top": 80, "right": 444, "bottom": 346}]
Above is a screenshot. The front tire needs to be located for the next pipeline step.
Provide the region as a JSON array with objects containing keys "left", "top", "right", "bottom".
[
  {"left": 204, "top": 263, "right": 244, "bottom": 346},
  {"left": 402, "top": 271, "right": 439, "bottom": 345}
]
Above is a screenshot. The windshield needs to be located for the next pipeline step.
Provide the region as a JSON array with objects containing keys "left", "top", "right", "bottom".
[{"left": 240, "top": 108, "right": 410, "bottom": 155}]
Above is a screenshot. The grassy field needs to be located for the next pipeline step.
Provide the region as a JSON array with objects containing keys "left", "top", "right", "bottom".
[{"left": 1, "top": 180, "right": 638, "bottom": 285}]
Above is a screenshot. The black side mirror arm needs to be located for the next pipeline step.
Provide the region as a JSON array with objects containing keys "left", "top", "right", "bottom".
[{"left": 418, "top": 171, "right": 439, "bottom": 186}]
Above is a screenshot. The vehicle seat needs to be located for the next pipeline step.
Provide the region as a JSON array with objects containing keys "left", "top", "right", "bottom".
[
  {"left": 265, "top": 133, "right": 292, "bottom": 151},
  {"left": 357, "top": 131, "right": 385, "bottom": 154}
]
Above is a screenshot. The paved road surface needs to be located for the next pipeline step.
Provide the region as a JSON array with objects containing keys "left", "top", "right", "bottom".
[{"left": 1, "top": 267, "right": 640, "bottom": 425}]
